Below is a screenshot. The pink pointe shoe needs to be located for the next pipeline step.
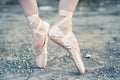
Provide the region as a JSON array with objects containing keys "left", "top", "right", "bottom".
[
  {"left": 27, "top": 14, "right": 50, "bottom": 68},
  {"left": 49, "top": 10, "right": 85, "bottom": 74}
]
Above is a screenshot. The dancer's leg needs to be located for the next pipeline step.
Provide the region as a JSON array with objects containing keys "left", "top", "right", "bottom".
[
  {"left": 49, "top": 0, "right": 85, "bottom": 74},
  {"left": 19, "top": 0, "right": 50, "bottom": 68},
  {"left": 18, "top": 0, "right": 38, "bottom": 16},
  {"left": 59, "top": 0, "right": 79, "bottom": 12}
]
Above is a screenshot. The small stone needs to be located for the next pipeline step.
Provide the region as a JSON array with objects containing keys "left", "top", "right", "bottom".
[
  {"left": 17, "top": 65, "right": 22, "bottom": 69},
  {"left": 85, "top": 54, "right": 92, "bottom": 59},
  {"left": 109, "top": 56, "right": 113, "bottom": 59}
]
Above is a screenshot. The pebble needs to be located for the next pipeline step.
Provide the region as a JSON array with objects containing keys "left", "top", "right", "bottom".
[
  {"left": 109, "top": 56, "right": 113, "bottom": 59},
  {"left": 85, "top": 54, "right": 92, "bottom": 59},
  {"left": 17, "top": 65, "right": 22, "bottom": 69}
]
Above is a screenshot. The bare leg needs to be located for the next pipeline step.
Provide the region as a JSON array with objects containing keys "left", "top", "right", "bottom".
[
  {"left": 18, "top": 0, "right": 38, "bottom": 16},
  {"left": 59, "top": 0, "right": 79, "bottom": 12},
  {"left": 19, "top": 0, "right": 50, "bottom": 68},
  {"left": 49, "top": 0, "right": 85, "bottom": 74}
]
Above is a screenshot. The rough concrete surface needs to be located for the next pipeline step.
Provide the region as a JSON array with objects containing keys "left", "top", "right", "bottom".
[{"left": 0, "top": 3, "right": 120, "bottom": 80}]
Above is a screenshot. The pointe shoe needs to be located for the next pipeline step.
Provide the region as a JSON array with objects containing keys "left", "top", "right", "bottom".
[
  {"left": 49, "top": 10, "right": 85, "bottom": 74},
  {"left": 27, "top": 14, "right": 50, "bottom": 68}
]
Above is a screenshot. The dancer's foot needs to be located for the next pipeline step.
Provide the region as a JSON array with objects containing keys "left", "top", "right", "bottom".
[
  {"left": 49, "top": 10, "right": 85, "bottom": 74},
  {"left": 27, "top": 14, "right": 50, "bottom": 68}
]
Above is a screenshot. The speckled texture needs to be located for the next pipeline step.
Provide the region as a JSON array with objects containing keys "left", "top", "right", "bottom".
[{"left": 0, "top": 3, "right": 120, "bottom": 80}]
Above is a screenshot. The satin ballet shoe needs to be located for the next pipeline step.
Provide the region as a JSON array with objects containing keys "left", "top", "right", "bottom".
[
  {"left": 27, "top": 14, "right": 50, "bottom": 68},
  {"left": 49, "top": 10, "right": 85, "bottom": 74}
]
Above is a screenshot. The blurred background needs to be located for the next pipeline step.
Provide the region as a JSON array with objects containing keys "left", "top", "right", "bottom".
[
  {"left": 0, "top": 0, "right": 120, "bottom": 16},
  {"left": 0, "top": 0, "right": 120, "bottom": 80},
  {"left": 0, "top": 0, "right": 120, "bottom": 6}
]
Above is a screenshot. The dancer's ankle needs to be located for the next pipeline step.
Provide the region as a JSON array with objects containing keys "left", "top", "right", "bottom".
[
  {"left": 30, "top": 17, "right": 41, "bottom": 29},
  {"left": 59, "top": 10, "right": 73, "bottom": 18},
  {"left": 54, "top": 10, "right": 74, "bottom": 35},
  {"left": 27, "top": 14, "right": 46, "bottom": 35}
]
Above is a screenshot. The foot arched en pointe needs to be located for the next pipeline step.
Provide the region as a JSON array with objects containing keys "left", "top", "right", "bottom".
[
  {"left": 49, "top": 10, "right": 85, "bottom": 74},
  {"left": 27, "top": 14, "right": 50, "bottom": 68}
]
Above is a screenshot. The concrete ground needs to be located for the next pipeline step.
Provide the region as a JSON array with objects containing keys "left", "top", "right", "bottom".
[{"left": 0, "top": 4, "right": 120, "bottom": 80}]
